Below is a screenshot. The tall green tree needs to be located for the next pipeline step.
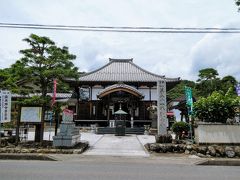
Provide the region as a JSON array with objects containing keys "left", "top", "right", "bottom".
[
  {"left": 196, "top": 68, "right": 220, "bottom": 97},
  {"left": 221, "top": 75, "right": 237, "bottom": 94},
  {"left": 236, "top": 0, "right": 240, "bottom": 10},
  {"left": 197, "top": 68, "right": 219, "bottom": 81},
  {"left": 0, "top": 61, "right": 35, "bottom": 94},
  {"left": 14, "top": 34, "right": 79, "bottom": 142},
  {"left": 0, "top": 68, "right": 13, "bottom": 89},
  {"left": 167, "top": 80, "right": 198, "bottom": 100}
]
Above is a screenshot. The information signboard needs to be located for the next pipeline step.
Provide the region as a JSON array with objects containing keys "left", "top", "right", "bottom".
[
  {"left": 0, "top": 90, "right": 11, "bottom": 123},
  {"left": 20, "top": 107, "right": 42, "bottom": 123}
]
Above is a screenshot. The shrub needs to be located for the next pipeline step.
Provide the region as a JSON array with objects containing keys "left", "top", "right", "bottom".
[
  {"left": 194, "top": 88, "right": 240, "bottom": 123},
  {"left": 172, "top": 121, "right": 190, "bottom": 139},
  {"left": 2, "top": 121, "right": 15, "bottom": 129}
]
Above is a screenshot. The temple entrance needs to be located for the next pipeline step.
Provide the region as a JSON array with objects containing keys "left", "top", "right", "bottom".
[
  {"left": 103, "top": 93, "right": 139, "bottom": 127},
  {"left": 113, "top": 102, "right": 128, "bottom": 114},
  {"left": 98, "top": 83, "right": 144, "bottom": 128}
]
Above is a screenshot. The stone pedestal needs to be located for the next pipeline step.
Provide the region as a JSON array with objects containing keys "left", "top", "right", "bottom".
[
  {"left": 151, "top": 115, "right": 157, "bottom": 128},
  {"left": 109, "top": 120, "right": 115, "bottom": 128},
  {"left": 53, "top": 122, "right": 81, "bottom": 147}
]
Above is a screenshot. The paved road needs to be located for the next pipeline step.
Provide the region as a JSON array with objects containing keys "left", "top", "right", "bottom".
[{"left": 0, "top": 157, "right": 239, "bottom": 180}]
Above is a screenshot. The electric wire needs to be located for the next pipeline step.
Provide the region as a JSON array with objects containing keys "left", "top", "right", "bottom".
[{"left": 1, "top": 22, "right": 240, "bottom": 33}]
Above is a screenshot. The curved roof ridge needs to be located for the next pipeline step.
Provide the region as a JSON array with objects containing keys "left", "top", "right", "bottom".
[
  {"left": 80, "top": 58, "right": 163, "bottom": 79},
  {"left": 128, "top": 61, "right": 165, "bottom": 79},
  {"left": 109, "top": 58, "right": 133, "bottom": 62},
  {"left": 79, "top": 58, "right": 180, "bottom": 82},
  {"left": 79, "top": 60, "right": 114, "bottom": 78},
  {"left": 80, "top": 58, "right": 134, "bottom": 78},
  {"left": 128, "top": 61, "right": 180, "bottom": 81}
]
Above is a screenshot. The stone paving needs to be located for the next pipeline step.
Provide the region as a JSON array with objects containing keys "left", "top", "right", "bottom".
[
  {"left": 83, "top": 134, "right": 154, "bottom": 157},
  {"left": 26, "top": 130, "right": 155, "bottom": 157}
]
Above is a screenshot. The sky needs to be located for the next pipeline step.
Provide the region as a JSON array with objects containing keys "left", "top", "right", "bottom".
[{"left": 0, "top": 0, "right": 240, "bottom": 82}]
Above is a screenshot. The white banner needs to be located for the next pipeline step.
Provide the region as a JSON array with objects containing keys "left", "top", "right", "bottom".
[{"left": 0, "top": 90, "right": 11, "bottom": 123}]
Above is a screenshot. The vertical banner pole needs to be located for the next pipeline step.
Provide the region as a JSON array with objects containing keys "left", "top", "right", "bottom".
[
  {"left": 236, "top": 83, "right": 240, "bottom": 123},
  {"left": 50, "top": 79, "right": 57, "bottom": 141},
  {"left": 49, "top": 113, "right": 52, "bottom": 141},
  {"left": 185, "top": 86, "right": 193, "bottom": 143},
  {"left": 0, "top": 90, "right": 1, "bottom": 146}
]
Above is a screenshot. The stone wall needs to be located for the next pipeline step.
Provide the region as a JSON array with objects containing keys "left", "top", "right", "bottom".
[
  {"left": 194, "top": 123, "right": 240, "bottom": 144},
  {"left": 0, "top": 140, "right": 89, "bottom": 154},
  {"left": 145, "top": 143, "right": 240, "bottom": 158}
]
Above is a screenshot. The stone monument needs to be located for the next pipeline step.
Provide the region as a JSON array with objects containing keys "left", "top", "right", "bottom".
[
  {"left": 157, "top": 80, "right": 168, "bottom": 135},
  {"left": 53, "top": 109, "right": 81, "bottom": 147}
]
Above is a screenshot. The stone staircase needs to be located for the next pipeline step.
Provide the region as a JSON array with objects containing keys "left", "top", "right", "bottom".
[{"left": 96, "top": 127, "right": 145, "bottom": 135}]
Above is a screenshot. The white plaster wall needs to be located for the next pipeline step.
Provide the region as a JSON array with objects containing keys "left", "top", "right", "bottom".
[
  {"left": 92, "top": 87, "right": 104, "bottom": 100},
  {"left": 150, "top": 89, "right": 157, "bottom": 101},
  {"left": 138, "top": 88, "right": 158, "bottom": 101},
  {"left": 194, "top": 124, "right": 240, "bottom": 144},
  {"left": 138, "top": 88, "right": 150, "bottom": 100}
]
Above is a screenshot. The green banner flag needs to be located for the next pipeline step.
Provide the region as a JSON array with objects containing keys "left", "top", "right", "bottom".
[{"left": 184, "top": 86, "right": 193, "bottom": 115}]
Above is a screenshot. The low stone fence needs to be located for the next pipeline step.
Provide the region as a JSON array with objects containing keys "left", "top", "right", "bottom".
[
  {"left": 145, "top": 143, "right": 240, "bottom": 158},
  {"left": 194, "top": 123, "right": 240, "bottom": 144},
  {"left": 0, "top": 140, "right": 89, "bottom": 154}
]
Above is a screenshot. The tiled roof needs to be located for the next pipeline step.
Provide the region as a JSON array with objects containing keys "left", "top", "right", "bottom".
[
  {"left": 12, "top": 93, "right": 72, "bottom": 99},
  {"left": 79, "top": 58, "right": 180, "bottom": 82}
]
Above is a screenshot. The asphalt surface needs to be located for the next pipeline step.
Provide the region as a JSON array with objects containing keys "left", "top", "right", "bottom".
[
  {"left": 3, "top": 131, "right": 239, "bottom": 180},
  {"left": 0, "top": 156, "right": 239, "bottom": 180}
]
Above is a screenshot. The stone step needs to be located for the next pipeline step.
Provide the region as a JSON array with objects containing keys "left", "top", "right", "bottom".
[{"left": 96, "top": 127, "right": 145, "bottom": 135}]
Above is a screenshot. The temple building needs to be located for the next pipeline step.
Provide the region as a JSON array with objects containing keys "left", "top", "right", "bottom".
[{"left": 67, "top": 58, "right": 180, "bottom": 128}]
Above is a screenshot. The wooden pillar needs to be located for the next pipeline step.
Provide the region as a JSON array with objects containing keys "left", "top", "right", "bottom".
[
  {"left": 149, "top": 86, "right": 152, "bottom": 102},
  {"left": 143, "top": 102, "right": 146, "bottom": 120},
  {"left": 15, "top": 104, "right": 21, "bottom": 145},
  {"left": 107, "top": 94, "right": 110, "bottom": 122},
  {"left": 181, "top": 112, "right": 183, "bottom": 121},
  {"left": 96, "top": 101, "right": 98, "bottom": 120},
  {"left": 89, "top": 102, "right": 92, "bottom": 119},
  {"left": 76, "top": 87, "right": 80, "bottom": 119}
]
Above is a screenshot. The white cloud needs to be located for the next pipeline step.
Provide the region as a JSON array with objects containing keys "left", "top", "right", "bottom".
[
  {"left": 0, "top": 0, "right": 240, "bottom": 81},
  {"left": 190, "top": 22, "right": 240, "bottom": 81}
]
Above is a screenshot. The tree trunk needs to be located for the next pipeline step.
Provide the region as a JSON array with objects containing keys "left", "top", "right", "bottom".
[
  {"left": 38, "top": 81, "right": 47, "bottom": 143},
  {"left": 35, "top": 124, "right": 41, "bottom": 142},
  {"left": 34, "top": 103, "right": 46, "bottom": 142},
  {"left": 40, "top": 105, "right": 46, "bottom": 143},
  {"left": 15, "top": 105, "right": 21, "bottom": 145},
  {"left": 54, "top": 110, "right": 60, "bottom": 136}
]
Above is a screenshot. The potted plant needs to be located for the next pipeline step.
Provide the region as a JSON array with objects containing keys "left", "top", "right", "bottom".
[{"left": 171, "top": 121, "right": 190, "bottom": 140}]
